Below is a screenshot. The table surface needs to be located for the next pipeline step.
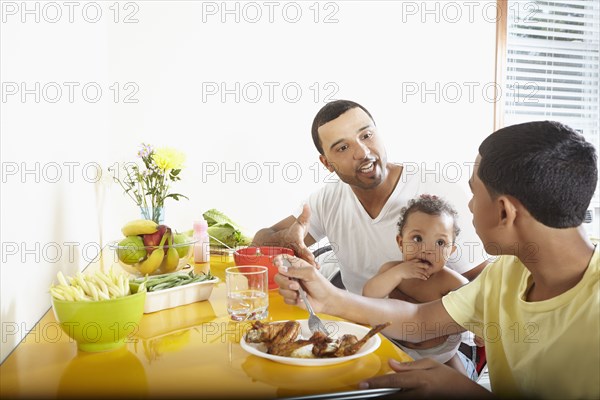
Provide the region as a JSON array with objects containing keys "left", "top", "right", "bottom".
[{"left": 0, "top": 253, "right": 411, "bottom": 399}]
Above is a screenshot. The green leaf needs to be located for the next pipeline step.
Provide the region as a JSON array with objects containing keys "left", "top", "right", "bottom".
[
  {"left": 203, "top": 209, "right": 240, "bottom": 228},
  {"left": 207, "top": 223, "right": 252, "bottom": 247}
]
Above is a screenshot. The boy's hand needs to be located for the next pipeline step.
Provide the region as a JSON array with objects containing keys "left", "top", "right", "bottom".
[
  {"left": 360, "top": 358, "right": 494, "bottom": 398},
  {"left": 273, "top": 254, "right": 335, "bottom": 311},
  {"left": 394, "top": 260, "right": 431, "bottom": 281}
]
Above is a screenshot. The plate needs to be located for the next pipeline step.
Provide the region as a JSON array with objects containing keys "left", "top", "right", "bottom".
[{"left": 240, "top": 320, "right": 382, "bottom": 366}]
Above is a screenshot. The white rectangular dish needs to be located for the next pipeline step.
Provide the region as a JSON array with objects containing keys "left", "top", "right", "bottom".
[{"left": 143, "top": 277, "right": 219, "bottom": 313}]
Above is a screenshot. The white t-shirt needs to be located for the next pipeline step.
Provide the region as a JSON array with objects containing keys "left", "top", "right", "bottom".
[{"left": 305, "top": 164, "right": 489, "bottom": 294}]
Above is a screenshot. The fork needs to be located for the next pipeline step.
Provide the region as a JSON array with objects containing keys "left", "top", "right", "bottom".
[
  {"left": 296, "top": 282, "right": 330, "bottom": 336},
  {"left": 280, "top": 257, "right": 330, "bottom": 336}
]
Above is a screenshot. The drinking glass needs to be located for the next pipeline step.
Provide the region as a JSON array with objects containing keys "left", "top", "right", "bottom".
[{"left": 226, "top": 266, "right": 268, "bottom": 321}]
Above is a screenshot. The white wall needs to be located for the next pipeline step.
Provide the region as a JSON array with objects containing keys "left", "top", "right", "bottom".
[{"left": 1, "top": 0, "right": 496, "bottom": 362}]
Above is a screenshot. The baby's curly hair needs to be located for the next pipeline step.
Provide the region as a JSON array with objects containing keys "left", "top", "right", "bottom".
[{"left": 397, "top": 194, "right": 461, "bottom": 240}]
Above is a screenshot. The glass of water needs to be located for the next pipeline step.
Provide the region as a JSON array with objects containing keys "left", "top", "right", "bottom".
[{"left": 226, "top": 265, "right": 269, "bottom": 321}]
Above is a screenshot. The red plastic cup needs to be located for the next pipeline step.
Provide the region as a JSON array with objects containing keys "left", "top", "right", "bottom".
[{"left": 233, "top": 246, "right": 295, "bottom": 290}]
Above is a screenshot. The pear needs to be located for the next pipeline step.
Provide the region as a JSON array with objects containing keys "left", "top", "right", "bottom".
[
  {"left": 117, "top": 236, "right": 146, "bottom": 264},
  {"left": 173, "top": 233, "right": 191, "bottom": 258},
  {"left": 163, "top": 233, "right": 180, "bottom": 273}
]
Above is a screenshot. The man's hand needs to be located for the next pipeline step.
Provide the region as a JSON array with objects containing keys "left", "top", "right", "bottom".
[
  {"left": 282, "top": 204, "right": 316, "bottom": 266},
  {"left": 360, "top": 358, "right": 493, "bottom": 399},
  {"left": 274, "top": 254, "right": 337, "bottom": 312}
]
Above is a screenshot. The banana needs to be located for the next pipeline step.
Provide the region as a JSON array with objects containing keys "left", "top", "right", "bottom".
[
  {"left": 137, "top": 250, "right": 163, "bottom": 275},
  {"left": 137, "top": 232, "right": 168, "bottom": 275},
  {"left": 121, "top": 219, "right": 158, "bottom": 236}
]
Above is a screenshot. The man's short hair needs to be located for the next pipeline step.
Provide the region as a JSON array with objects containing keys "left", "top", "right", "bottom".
[
  {"left": 478, "top": 121, "right": 598, "bottom": 228},
  {"left": 311, "top": 100, "right": 375, "bottom": 155}
]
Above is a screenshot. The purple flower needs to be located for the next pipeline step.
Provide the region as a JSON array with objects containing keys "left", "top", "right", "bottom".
[{"left": 137, "top": 143, "right": 154, "bottom": 158}]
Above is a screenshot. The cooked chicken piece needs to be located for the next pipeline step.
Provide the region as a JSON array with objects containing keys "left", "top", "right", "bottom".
[
  {"left": 268, "top": 339, "right": 313, "bottom": 357},
  {"left": 311, "top": 331, "right": 338, "bottom": 357},
  {"left": 333, "top": 322, "right": 390, "bottom": 357},
  {"left": 269, "top": 320, "right": 301, "bottom": 346},
  {"left": 245, "top": 321, "right": 300, "bottom": 343},
  {"left": 244, "top": 320, "right": 391, "bottom": 359}
]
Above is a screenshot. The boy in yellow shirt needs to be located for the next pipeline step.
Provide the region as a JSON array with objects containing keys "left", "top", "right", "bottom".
[{"left": 275, "top": 121, "right": 599, "bottom": 399}]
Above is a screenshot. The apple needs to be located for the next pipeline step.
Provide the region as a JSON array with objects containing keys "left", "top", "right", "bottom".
[{"left": 143, "top": 224, "right": 171, "bottom": 254}]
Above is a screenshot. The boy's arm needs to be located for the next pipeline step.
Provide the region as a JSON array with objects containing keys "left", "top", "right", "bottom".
[
  {"left": 439, "top": 267, "right": 469, "bottom": 296},
  {"left": 275, "top": 257, "right": 464, "bottom": 343},
  {"left": 462, "top": 260, "right": 488, "bottom": 281},
  {"left": 370, "top": 297, "right": 465, "bottom": 342}
]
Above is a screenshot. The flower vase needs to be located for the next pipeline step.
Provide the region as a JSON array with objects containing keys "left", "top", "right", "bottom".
[{"left": 140, "top": 207, "right": 164, "bottom": 224}]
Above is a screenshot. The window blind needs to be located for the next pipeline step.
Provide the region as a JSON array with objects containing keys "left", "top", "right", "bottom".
[{"left": 504, "top": 0, "right": 600, "bottom": 203}]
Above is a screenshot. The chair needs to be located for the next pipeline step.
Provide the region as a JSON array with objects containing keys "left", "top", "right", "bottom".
[
  {"left": 459, "top": 342, "right": 487, "bottom": 380},
  {"left": 312, "top": 245, "right": 345, "bottom": 289}
]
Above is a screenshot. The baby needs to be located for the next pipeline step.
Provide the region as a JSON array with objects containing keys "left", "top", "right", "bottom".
[{"left": 362, "top": 194, "right": 468, "bottom": 373}]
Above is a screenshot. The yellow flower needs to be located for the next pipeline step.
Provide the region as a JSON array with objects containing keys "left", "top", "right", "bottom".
[{"left": 152, "top": 147, "right": 186, "bottom": 171}]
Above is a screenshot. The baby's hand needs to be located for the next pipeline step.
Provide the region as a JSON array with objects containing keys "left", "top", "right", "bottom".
[{"left": 395, "top": 260, "right": 431, "bottom": 281}]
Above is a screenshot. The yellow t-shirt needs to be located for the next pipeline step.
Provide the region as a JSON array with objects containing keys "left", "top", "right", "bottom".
[{"left": 442, "top": 244, "right": 599, "bottom": 399}]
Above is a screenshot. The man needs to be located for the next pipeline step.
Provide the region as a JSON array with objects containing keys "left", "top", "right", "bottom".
[
  {"left": 254, "top": 100, "right": 488, "bottom": 295},
  {"left": 275, "top": 121, "right": 599, "bottom": 399}
]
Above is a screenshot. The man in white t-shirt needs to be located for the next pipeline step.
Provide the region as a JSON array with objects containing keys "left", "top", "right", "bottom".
[{"left": 254, "top": 100, "right": 488, "bottom": 294}]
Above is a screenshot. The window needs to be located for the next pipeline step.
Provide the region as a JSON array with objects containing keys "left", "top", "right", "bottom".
[{"left": 499, "top": 0, "right": 600, "bottom": 208}]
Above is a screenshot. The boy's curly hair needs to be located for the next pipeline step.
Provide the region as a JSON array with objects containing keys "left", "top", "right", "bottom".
[{"left": 397, "top": 194, "right": 461, "bottom": 240}]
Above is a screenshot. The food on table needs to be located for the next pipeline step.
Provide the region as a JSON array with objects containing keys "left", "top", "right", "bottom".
[
  {"left": 202, "top": 209, "right": 252, "bottom": 248},
  {"left": 121, "top": 219, "right": 159, "bottom": 236},
  {"left": 162, "top": 234, "right": 180, "bottom": 272},
  {"left": 138, "top": 233, "right": 168, "bottom": 274},
  {"left": 50, "top": 269, "right": 146, "bottom": 352},
  {"left": 130, "top": 271, "right": 214, "bottom": 293},
  {"left": 115, "top": 220, "right": 194, "bottom": 275},
  {"left": 173, "top": 233, "right": 191, "bottom": 257},
  {"left": 245, "top": 320, "right": 390, "bottom": 358},
  {"left": 142, "top": 224, "right": 171, "bottom": 253},
  {"left": 203, "top": 208, "right": 242, "bottom": 227},
  {"left": 116, "top": 235, "right": 147, "bottom": 264},
  {"left": 49, "top": 269, "right": 138, "bottom": 301}
]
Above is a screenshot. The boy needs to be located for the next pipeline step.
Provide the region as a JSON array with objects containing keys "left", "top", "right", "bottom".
[{"left": 275, "top": 121, "right": 599, "bottom": 399}]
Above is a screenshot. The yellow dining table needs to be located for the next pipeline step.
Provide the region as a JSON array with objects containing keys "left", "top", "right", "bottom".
[{"left": 0, "top": 253, "right": 411, "bottom": 399}]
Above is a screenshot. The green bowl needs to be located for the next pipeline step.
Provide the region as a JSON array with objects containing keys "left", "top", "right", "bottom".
[{"left": 52, "top": 290, "right": 146, "bottom": 352}]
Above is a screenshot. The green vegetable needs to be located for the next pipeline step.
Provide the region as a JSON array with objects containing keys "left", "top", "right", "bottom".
[
  {"left": 202, "top": 209, "right": 252, "bottom": 248},
  {"left": 50, "top": 269, "right": 139, "bottom": 302},
  {"left": 130, "top": 271, "right": 214, "bottom": 292},
  {"left": 207, "top": 224, "right": 252, "bottom": 247},
  {"left": 203, "top": 209, "right": 241, "bottom": 228}
]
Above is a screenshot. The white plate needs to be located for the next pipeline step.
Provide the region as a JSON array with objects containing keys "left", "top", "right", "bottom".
[{"left": 240, "top": 320, "right": 381, "bottom": 366}]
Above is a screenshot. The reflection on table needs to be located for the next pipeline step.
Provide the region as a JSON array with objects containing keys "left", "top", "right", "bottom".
[{"left": 0, "top": 254, "right": 412, "bottom": 399}]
